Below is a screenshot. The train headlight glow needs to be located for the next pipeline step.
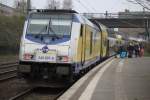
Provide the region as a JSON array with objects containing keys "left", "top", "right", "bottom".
[
  {"left": 58, "top": 56, "right": 69, "bottom": 62},
  {"left": 23, "top": 53, "right": 32, "bottom": 60}
]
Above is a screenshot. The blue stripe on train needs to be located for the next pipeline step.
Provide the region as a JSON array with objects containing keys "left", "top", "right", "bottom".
[{"left": 25, "top": 34, "right": 70, "bottom": 45}]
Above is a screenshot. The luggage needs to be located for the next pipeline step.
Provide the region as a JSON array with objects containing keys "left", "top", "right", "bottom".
[{"left": 120, "top": 51, "right": 127, "bottom": 58}]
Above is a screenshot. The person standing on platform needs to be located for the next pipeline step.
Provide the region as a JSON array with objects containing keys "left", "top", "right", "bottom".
[
  {"left": 127, "top": 43, "right": 134, "bottom": 58},
  {"left": 134, "top": 43, "right": 140, "bottom": 57},
  {"left": 139, "top": 43, "right": 144, "bottom": 57}
]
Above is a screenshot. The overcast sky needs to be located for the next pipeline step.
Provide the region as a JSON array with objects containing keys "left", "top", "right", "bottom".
[{"left": 2, "top": 0, "right": 144, "bottom": 13}]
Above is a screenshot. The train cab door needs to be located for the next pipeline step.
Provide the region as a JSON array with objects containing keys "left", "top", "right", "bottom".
[
  {"left": 80, "top": 24, "right": 86, "bottom": 66},
  {"left": 99, "top": 27, "right": 103, "bottom": 59}
]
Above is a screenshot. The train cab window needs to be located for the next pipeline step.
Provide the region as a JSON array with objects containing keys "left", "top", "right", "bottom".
[
  {"left": 25, "top": 13, "right": 73, "bottom": 44},
  {"left": 27, "top": 14, "right": 72, "bottom": 37},
  {"left": 27, "top": 19, "right": 49, "bottom": 34}
]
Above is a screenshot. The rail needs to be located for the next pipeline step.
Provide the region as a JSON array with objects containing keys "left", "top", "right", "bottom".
[
  {"left": 0, "top": 61, "right": 18, "bottom": 66},
  {"left": 9, "top": 88, "right": 34, "bottom": 100},
  {"left": 0, "top": 62, "right": 19, "bottom": 81},
  {"left": 9, "top": 87, "right": 67, "bottom": 100}
]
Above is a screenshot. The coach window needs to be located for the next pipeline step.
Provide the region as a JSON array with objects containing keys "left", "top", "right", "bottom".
[{"left": 93, "top": 30, "right": 97, "bottom": 45}]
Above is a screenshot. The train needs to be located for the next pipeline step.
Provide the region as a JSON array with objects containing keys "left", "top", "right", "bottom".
[{"left": 18, "top": 9, "right": 114, "bottom": 86}]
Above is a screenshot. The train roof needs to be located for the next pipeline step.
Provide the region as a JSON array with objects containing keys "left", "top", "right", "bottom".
[
  {"left": 28, "top": 9, "right": 99, "bottom": 30},
  {"left": 90, "top": 19, "right": 107, "bottom": 30}
]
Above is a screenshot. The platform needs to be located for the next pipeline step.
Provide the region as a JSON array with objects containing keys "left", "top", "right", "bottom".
[{"left": 58, "top": 57, "right": 150, "bottom": 100}]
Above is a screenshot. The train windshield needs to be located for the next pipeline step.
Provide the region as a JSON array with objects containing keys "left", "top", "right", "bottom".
[{"left": 27, "top": 14, "right": 72, "bottom": 37}]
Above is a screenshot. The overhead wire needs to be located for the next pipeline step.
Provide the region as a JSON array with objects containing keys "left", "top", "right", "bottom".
[
  {"left": 84, "top": 0, "right": 97, "bottom": 12},
  {"left": 135, "top": 0, "right": 150, "bottom": 10},
  {"left": 126, "top": 0, "right": 139, "bottom": 4},
  {"left": 74, "top": 0, "right": 95, "bottom": 13},
  {"left": 126, "top": 0, "right": 150, "bottom": 10},
  {"left": 141, "top": 0, "right": 150, "bottom": 8}
]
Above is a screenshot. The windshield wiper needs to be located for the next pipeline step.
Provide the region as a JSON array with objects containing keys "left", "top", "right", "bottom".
[{"left": 47, "top": 18, "right": 61, "bottom": 39}]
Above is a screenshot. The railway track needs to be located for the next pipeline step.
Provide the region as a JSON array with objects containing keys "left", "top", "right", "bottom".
[
  {"left": 8, "top": 88, "right": 34, "bottom": 100},
  {"left": 0, "top": 62, "right": 19, "bottom": 81},
  {"left": 9, "top": 87, "right": 67, "bottom": 100},
  {"left": 0, "top": 61, "right": 18, "bottom": 66}
]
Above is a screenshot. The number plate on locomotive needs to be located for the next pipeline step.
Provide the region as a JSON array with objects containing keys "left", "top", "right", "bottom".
[{"left": 36, "top": 50, "right": 56, "bottom": 62}]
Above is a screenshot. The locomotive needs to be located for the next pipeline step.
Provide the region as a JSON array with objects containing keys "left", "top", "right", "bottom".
[{"left": 18, "top": 10, "right": 110, "bottom": 86}]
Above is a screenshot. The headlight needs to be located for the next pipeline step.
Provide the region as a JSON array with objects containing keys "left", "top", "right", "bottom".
[
  {"left": 23, "top": 53, "right": 32, "bottom": 60},
  {"left": 58, "top": 56, "right": 69, "bottom": 62}
]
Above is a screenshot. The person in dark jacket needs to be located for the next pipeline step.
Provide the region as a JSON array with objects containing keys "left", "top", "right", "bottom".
[
  {"left": 127, "top": 43, "right": 134, "bottom": 58},
  {"left": 134, "top": 43, "right": 140, "bottom": 57}
]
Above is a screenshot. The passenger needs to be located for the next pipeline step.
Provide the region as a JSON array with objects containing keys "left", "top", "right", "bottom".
[
  {"left": 134, "top": 43, "right": 140, "bottom": 57},
  {"left": 139, "top": 43, "right": 144, "bottom": 57},
  {"left": 119, "top": 46, "right": 123, "bottom": 53},
  {"left": 127, "top": 43, "right": 134, "bottom": 58}
]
